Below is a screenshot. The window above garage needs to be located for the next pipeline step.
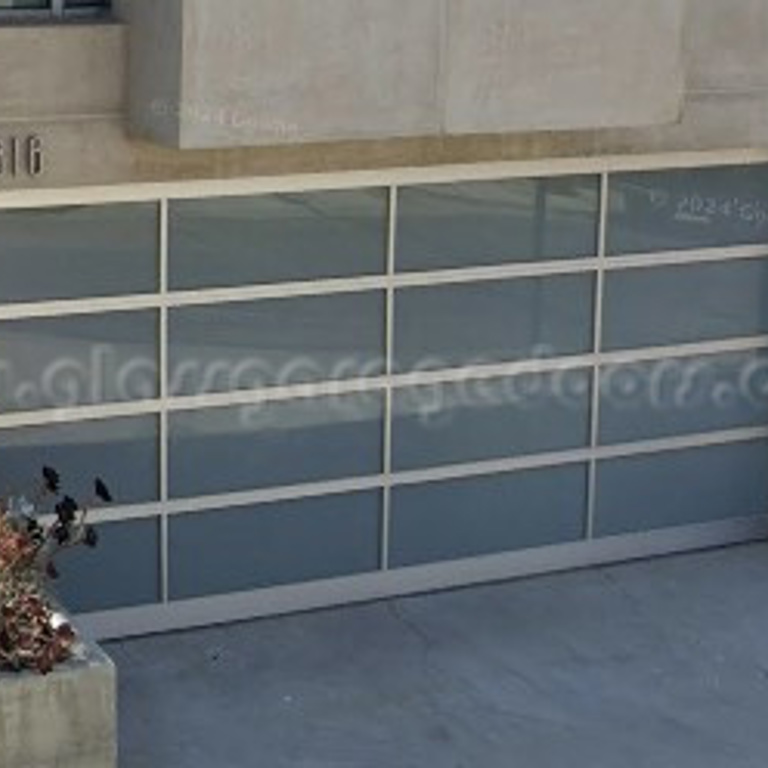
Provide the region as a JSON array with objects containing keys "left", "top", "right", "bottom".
[{"left": 0, "top": 0, "right": 110, "bottom": 19}]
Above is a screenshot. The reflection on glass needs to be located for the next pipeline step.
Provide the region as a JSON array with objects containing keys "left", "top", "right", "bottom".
[
  {"left": 0, "top": 416, "right": 159, "bottom": 505},
  {"left": 169, "top": 493, "right": 380, "bottom": 599},
  {"left": 608, "top": 164, "right": 768, "bottom": 255},
  {"left": 603, "top": 258, "right": 768, "bottom": 350},
  {"left": 57, "top": 519, "right": 160, "bottom": 613},
  {"left": 392, "top": 369, "right": 592, "bottom": 470},
  {"left": 0, "top": 311, "right": 159, "bottom": 412},
  {"left": 391, "top": 465, "right": 587, "bottom": 567},
  {"left": 595, "top": 440, "right": 768, "bottom": 536},
  {"left": 599, "top": 349, "right": 768, "bottom": 444},
  {"left": 169, "top": 393, "right": 384, "bottom": 497},
  {"left": 0, "top": 204, "right": 157, "bottom": 303},
  {"left": 170, "top": 189, "right": 388, "bottom": 289},
  {"left": 397, "top": 176, "right": 599, "bottom": 271},
  {"left": 168, "top": 292, "right": 385, "bottom": 396},
  {"left": 394, "top": 274, "right": 594, "bottom": 371},
  {"left": 0, "top": 1, "right": 110, "bottom": 10},
  {"left": 0, "top": 1, "right": 49, "bottom": 8}
]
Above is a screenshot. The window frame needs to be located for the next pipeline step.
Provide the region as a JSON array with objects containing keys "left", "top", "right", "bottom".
[{"left": 0, "top": 0, "right": 111, "bottom": 20}]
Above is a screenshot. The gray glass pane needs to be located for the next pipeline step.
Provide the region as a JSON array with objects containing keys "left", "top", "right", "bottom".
[
  {"left": 0, "top": 1, "right": 48, "bottom": 9},
  {"left": 600, "top": 350, "right": 768, "bottom": 444},
  {"left": 169, "top": 190, "right": 387, "bottom": 290},
  {"left": 392, "top": 369, "right": 592, "bottom": 470},
  {"left": 169, "top": 393, "right": 384, "bottom": 498},
  {"left": 391, "top": 466, "right": 587, "bottom": 567},
  {"left": 0, "top": 311, "right": 158, "bottom": 412},
  {"left": 169, "top": 292, "right": 384, "bottom": 396},
  {"left": 0, "top": 416, "right": 159, "bottom": 505},
  {"left": 398, "top": 176, "right": 599, "bottom": 272},
  {"left": 56, "top": 518, "right": 160, "bottom": 613},
  {"left": 65, "top": 0, "right": 110, "bottom": 9},
  {"left": 0, "top": 204, "right": 157, "bottom": 303},
  {"left": 608, "top": 165, "right": 768, "bottom": 255},
  {"left": 169, "top": 492, "right": 380, "bottom": 600},
  {"left": 603, "top": 259, "right": 768, "bottom": 351},
  {"left": 394, "top": 274, "right": 594, "bottom": 371},
  {"left": 595, "top": 440, "right": 768, "bottom": 536}
]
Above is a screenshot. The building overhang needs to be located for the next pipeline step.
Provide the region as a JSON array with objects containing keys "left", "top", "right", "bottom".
[{"left": 124, "top": 0, "right": 688, "bottom": 150}]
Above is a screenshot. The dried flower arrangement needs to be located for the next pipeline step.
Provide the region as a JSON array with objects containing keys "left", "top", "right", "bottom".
[{"left": 0, "top": 467, "right": 110, "bottom": 675}]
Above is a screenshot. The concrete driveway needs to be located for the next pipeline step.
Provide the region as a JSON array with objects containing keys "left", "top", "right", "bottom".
[{"left": 108, "top": 543, "right": 768, "bottom": 768}]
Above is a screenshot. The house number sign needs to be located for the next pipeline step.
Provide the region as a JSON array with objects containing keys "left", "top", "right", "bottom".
[{"left": 0, "top": 135, "right": 45, "bottom": 179}]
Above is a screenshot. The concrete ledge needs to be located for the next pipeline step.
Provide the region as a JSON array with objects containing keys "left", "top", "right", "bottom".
[
  {"left": 125, "top": 0, "right": 686, "bottom": 149},
  {"left": 0, "top": 631, "right": 116, "bottom": 768}
]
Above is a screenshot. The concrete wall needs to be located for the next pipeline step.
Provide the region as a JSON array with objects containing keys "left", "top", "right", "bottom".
[
  {"left": 0, "top": 639, "right": 116, "bottom": 768},
  {"left": 125, "top": 0, "right": 183, "bottom": 146},
  {"left": 125, "top": 0, "right": 686, "bottom": 149},
  {"left": 443, "top": 0, "right": 685, "bottom": 135},
  {"left": 0, "top": 23, "right": 124, "bottom": 120},
  {"left": 0, "top": 0, "right": 766, "bottom": 190}
]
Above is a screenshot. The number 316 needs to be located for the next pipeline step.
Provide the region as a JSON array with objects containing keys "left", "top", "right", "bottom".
[{"left": 0, "top": 135, "right": 44, "bottom": 178}]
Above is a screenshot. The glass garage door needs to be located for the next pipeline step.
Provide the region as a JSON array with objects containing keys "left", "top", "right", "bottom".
[{"left": 1, "top": 162, "right": 768, "bottom": 635}]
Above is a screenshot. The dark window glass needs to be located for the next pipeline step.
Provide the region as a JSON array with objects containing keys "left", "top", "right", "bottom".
[
  {"left": 391, "top": 465, "right": 588, "bottom": 567},
  {"left": 170, "top": 190, "right": 388, "bottom": 290},
  {"left": 603, "top": 258, "right": 768, "bottom": 350},
  {"left": 57, "top": 518, "right": 160, "bottom": 613},
  {"left": 0, "top": 204, "right": 158, "bottom": 304},
  {"left": 395, "top": 274, "right": 594, "bottom": 371},
  {"left": 599, "top": 350, "right": 768, "bottom": 445},
  {"left": 398, "top": 176, "right": 599, "bottom": 272},
  {"left": 169, "top": 492, "right": 381, "bottom": 600},
  {"left": 392, "top": 369, "right": 592, "bottom": 470},
  {"left": 595, "top": 441, "right": 768, "bottom": 536},
  {"left": 0, "top": 1, "right": 110, "bottom": 13},
  {"left": 0, "top": 1, "right": 48, "bottom": 8},
  {"left": 64, "top": 0, "right": 110, "bottom": 9},
  {"left": 169, "top": 393, "right": 384, "bottom": 498},
  {"left": 608, "top": 165, "right": 768, "bottom": 255},
  {"left": 0, "top": 417, "right": 159, "bottom": 506},
  {"left": 0, "top": 311, "right": 158, "bottom": 412},
  {"left": 169, "top": 292, "right": 384, "bottom": 396}
]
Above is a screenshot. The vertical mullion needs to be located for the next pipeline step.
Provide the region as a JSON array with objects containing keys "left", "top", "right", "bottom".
[
  {"left": 380, "top": 185, "right": 398, "bottom": 570},
  {"left": 51, "top": 0, "right": 65, "bottom": 17},
  {"left": 159, "top": 198, "right": 170, "bottom": 602},
  {"left": 586, "top": 173, "right": 610, "bottom": 539}
]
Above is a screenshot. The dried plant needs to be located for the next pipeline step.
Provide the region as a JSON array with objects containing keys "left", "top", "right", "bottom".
[{"left": 0, "top": 468, "right": 109, "bottom": 675}]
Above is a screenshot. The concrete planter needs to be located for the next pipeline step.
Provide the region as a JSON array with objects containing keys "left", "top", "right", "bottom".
[{"left": 0, "top": 622, "right": 116, "bottom": 768}]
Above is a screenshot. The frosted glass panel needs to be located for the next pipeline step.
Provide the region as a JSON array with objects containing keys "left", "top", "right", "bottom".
[
  {"left": 56, "top": 519, "right": 160, "bottom": 613},
  {"left": 169, "top": 492, "right": 380, "bottom": 599},
  {"left": 603, "top": 259, "right": 768, "bottom": 350},
  {"left": 595, "top": 441, "right": 768, "bottom": 536},
  {"left": 0, "top": 204, "right": 157, "bottom": 303},
  {"left": 392, "top": 369, "right": 592, "bottom": 470},
  {"left": 0, "top": 416, "right": 159, "bottom": 505},
  {"left": 398, "top": 175, "right": 599, "bottom": 271},
  {"left": 0, "top": 311, "right": 158, "bottom": 411},
  {"left": 608, "top": 165, "right": 768, "bottom": 255},
  {"left": 170, "top": 189, "right": 387, "bottom": 289},
  {"left": 169, "top": 292, "right": 384, "bottom": 396},
  {"left": 391, "top": 465, "right": 587, "bottom": 566},
  {"left": 599, "top": 350, "right": 768, "bottom": 444},
  {"left": 169, "top": 393, "right": 384, "bottom": 497},
  {"left": 395, "top": 274, "right": 594, "bottom": 371}
]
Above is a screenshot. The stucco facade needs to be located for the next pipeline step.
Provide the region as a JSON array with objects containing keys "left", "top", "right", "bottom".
[{"left": 0, "top": 0, "right": 765, "bottom": 190}]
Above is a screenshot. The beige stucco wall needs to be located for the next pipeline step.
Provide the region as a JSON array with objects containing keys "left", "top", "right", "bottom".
[{"left": 0, "top": 0, "right": 765, "bottom": 191}]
